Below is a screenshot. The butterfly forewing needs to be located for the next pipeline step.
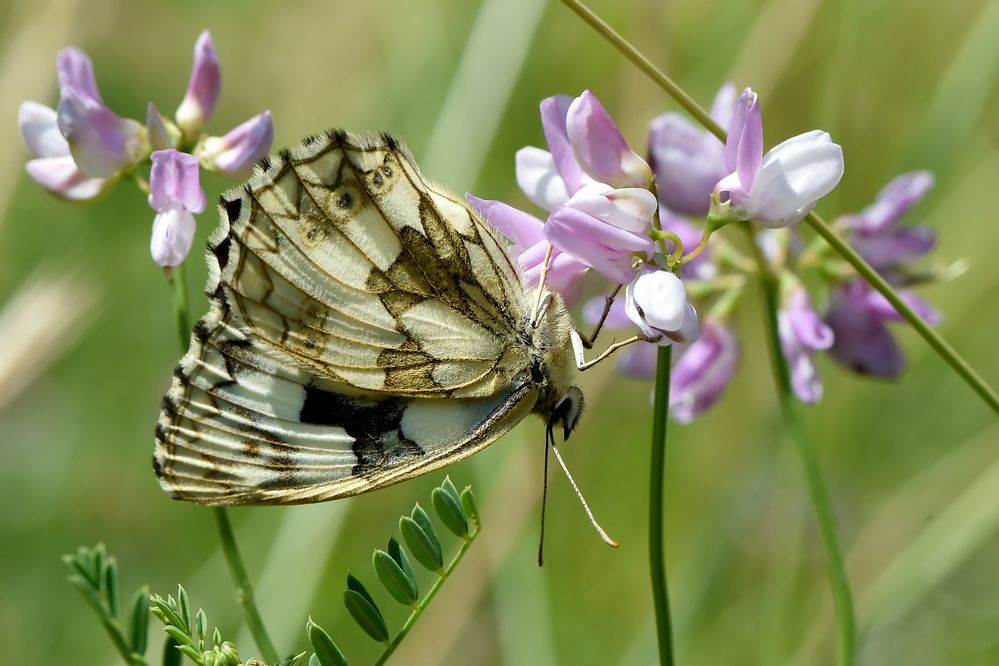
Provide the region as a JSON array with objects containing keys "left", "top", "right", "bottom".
[{"left": 155, "top": 130, "right": 559, "bottom": 505}]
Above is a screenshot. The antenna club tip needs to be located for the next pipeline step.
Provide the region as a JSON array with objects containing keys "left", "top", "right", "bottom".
[{"left": 606, "top": 538, "right": 620, "bottom": 548}]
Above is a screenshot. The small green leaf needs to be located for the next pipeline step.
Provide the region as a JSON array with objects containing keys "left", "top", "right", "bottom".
[
  {"left": 177, "top": 586, "right": 192, "bottom": 632},
  {"left": 307, "top": 618, "right": 348, "bottom": 666},
  {"left": 346, "top": 572, "right": 378, "bottom": 610},
  {"left": 411, "top": 504, "right": 436, "bottom": 542},
  {"left": 387, "top": 537, "right": 417, "bottom": 586},
  {"left": 162, "top": 635, "right": 182, "bottom": 666},
  {"left": 128, "top": 586, "right": 150, "bottom": 655},
  {"left": 460, "top": 486, "right": 480, "bottom": 525},
  {"left": 64, "top": 552, "right": 99, "bottom": 590},
  {"left": 102, "top": 557, "right": 120, "bottom": 617},
  {"left": 176, "top": 644, "right": 200, "bottom": 661},
  {"left": 343, "top": 590, "right": 389, "bottom": 643},
  {"left": 212, "top": 627, "right": 222, "bottom": 647},
  {"left": 372, "top": 549, "right": 418, "bottom": 606},
  {"left": 164, "top": 625, "right": 195, "bottom": 649},
  {"left": 195, "top": 609, "right": 207, "bottom": 644},
  {"left": 67, "top": 574, "right": 106, "bottom": 617},
  {"left": 441, "top": 476, "right": 461, "bottom": 505},
  {"left": 150, "top": 595, "right": 184, "bottom": 630},
  {"left": 432, "top": 487, "right": 468, "bottom": 539},
  {"left": 399, "top": 516, "right": 443, "bottom": 572}
]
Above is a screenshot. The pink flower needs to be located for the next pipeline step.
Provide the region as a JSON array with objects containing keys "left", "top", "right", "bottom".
[
  {"left": 670, "top": 323, "right": 739, "bottom": 423},
  {"left": 715, "top": 88, "right": 843, "bottom": 227},
  {"left": 565, "top": 91, "right": 652, "bottom": 188},
  {"left": 148, "top": 150, "right": 206, "bottom": 267},
  {"left": 778, "top": 284, "right": 833, "bottom": 404},
  {"left": 199, "top": 111, "right": 274, "bottom": 178},
  {"left": 18, "top": 101, "right": 109, "bottom": 200}
]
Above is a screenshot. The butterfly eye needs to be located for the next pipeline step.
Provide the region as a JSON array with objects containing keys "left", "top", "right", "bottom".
[{"left": 552, "top": 386, "right": 585, "bottom": 440}]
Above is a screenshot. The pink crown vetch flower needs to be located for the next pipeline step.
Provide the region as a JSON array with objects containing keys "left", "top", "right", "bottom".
[{"left": 715, "top": 88, "right": 844, "bottom": 228}]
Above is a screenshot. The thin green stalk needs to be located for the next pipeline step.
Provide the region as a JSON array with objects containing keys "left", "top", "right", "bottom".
[
  {"left": 374, "top": 528, "right": 480, "bottom": 666},
  {"left": 168, "top": 264, "right": 279, "bottom": 665},
  {"left": 649, "top": 345, "right": 675, "bottom": 666},
  {"left": 212, "top": 507, "right": 280, "bottom": 664},
  {"left": 558, "top": 0, "right": 999, "bottom": 417},
  {"left": 99, "top": 615, "right": 148, "bottom": 666},
  {"left": 745, "top": 226, "right": 855, "bottom": 666}
]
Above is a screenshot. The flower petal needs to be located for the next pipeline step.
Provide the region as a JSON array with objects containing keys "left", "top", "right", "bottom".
[
  {"left": 648, "top": 113, "right": 726, "bottom": 216},
  {"left": 545, "top": 203, "right": 652, "bottom": 284},
  {"left": 150, "top": 207, "right": 198, "bottom": 267},
  {"left": 57, "top": 47, "right": 102, "bottom": 102},
  {"left": 625, "top": 269, "right": 688, "bottom": 337},
  {"left": 854, "top": 170, "right": 934, "bottom": 233},
  {"left": 852, "top": 225, "right": 936, "bottom": 268},
  {"left": 515, "top": 146, "right": 570, "bottom": 211},
  {"left": 175, "top": 31, "right": 221, "bottom": 136},
  {"left": 709, "top": 83, "right": 737, "bottom": 131},
  {"left": 19, "top": 101, "right": 68, "bottom": 158},
  {"left": 724, "top": 88, "right": 762, "bottom": 192},
  {"left": 146, "top": 102, "right": 175, "bottom": 151},
  {"left": 200, "top": 111, "right": 274, "bottom": 178},
  {"left": 745, "top": 130, "right": 844, "bottom": 226},
  {"left": 540, "top": 94, "right": 590, "bottom": 194},
  {"left": 669, "top": 323, "right": 739, "bottom": 423},
  {"left": 56, "top": 87, "right": 146, "bottom": 178},
  {"left": 564, "top": 184, "right": 656, "bottom": 234},
  {"left": 467, "top": 194, "right": 544, "bottom": 248},
  {"left": 149, "top": 150, "right": 206, "bottom": 213},
  {"left": 825, "top": 291, "right": 905, "bottom": 378},
  {"left": 25, "top": 156, "right": 109, "bottom": 200},
  {"left": 566, "top": 90, "right": 651, "bottom": 188},
  {"left": 786, "top": 285, "right": 834, "bottom": 350}
]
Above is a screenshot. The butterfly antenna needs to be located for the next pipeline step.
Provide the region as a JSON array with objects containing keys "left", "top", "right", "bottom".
[
  {"left": 549, "top": 436, "right": 619, "bottom": 549},
  {"left": 538, "top": 425, "right": 553, "bottom": 566}
]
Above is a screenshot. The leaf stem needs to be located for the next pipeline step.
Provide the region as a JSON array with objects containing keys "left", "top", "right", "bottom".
[
  {"left": 558, "top": 0, "right": 999, "bottom": 417},
  {"left": 649, "top": 345, "right": 676, "bottom": 666},
  {"left": 168, "top": 263, "right": 279, "bottom": 664},
  {"left": 374, "top": 526, "right": 481, "bottom": 666},
  {"left": 744, "top": 225, "right": 856, "bottom": 666}
]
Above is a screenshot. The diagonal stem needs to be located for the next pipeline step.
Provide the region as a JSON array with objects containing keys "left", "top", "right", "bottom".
[
  {"left": 744, "top": 225, "right": 856, "bottom": 666},
  {"left": 649, "top": 345, "right": 676, "bottom": 666},
  {"left": 559, "top": 0, "right": 999, "bottom": 417},
  {"left": 168, "top": 263, "right": 279, "bottom": 664}
]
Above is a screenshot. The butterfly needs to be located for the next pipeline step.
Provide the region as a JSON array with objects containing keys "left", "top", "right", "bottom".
[{"left": 153, "top": 129, "right": 592, "bottom": 506}]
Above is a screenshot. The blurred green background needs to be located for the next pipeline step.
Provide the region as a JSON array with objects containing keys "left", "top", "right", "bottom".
[{"left": 2, "top": 0, "right": 998, "bottom": 663}]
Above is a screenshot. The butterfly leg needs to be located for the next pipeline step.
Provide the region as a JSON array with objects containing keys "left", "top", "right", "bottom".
[
  {"left": 530, "top": 244, "right": 555, "bottom": 329},
  {"left": 571, "top": 330, "right": 661, "bottom": 371},
  {"left": 575, "top": 284, "right": 622, "bottom": 349}
]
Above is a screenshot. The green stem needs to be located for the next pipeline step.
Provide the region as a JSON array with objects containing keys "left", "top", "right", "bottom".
[
  {"left": 558, "top": 0, "right": 999, "bottom": 417},
  {"left": 744, "top": 225, "right": 856, "bottom": 666},
  {"left": 167, "top": 264, "right": 279, "bottom": 665},
  {"left": 374, "top": 528, "right": 480, "bottom": 666},
  {"left": 649, "top": 345, "right": 676, "bottom": 666},
  {"left": 99, "top": 615, "right": 148, "bottom": 665},
  {"left": 212, "top": 507, "right": 280, "bottom": 664}
]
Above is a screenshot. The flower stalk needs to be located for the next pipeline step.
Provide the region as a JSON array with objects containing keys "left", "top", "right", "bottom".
[
  {"left": 649, "top": 344, "right": 675, "bottom": 666},
  {"left": 745, "top": 224, "right": 856, "bottom": 666},
  {"left": 558, "top": 0, "right": 999, "bottom": 417},
  {"left": 169, "top": 263, "right": 279, "bottom": 665}
]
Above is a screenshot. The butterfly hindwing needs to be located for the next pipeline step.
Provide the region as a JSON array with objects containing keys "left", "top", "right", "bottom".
[{"left": 155, "top": 130, "right": 551, "bottom": 505}]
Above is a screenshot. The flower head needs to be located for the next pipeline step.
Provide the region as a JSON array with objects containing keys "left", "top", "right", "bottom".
[
  {"left": 148, "top": 150, "right": 206, "bottom": 267},
  {"left": 19, "top": 101, "right": 110, "bottom": 200},
  {"left": 715, "top": 88, "right": 843, "bottom": 227}
]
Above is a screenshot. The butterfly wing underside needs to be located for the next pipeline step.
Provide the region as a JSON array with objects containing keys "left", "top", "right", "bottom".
[{"left": 154, "top": 130, "right": 541, "bottom": 505}]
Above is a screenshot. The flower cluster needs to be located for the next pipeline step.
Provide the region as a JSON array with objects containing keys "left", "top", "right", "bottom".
[
  {"left": 474, "top": 86, "right": 946, "bottom": 422},
  {"left": 18, "top": 32, "right": 273, "bottom": 267}
]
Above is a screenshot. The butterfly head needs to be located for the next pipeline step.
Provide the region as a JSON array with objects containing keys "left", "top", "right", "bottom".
[{"left": 548, "top": 385, "right": 584, "bottom": 441}]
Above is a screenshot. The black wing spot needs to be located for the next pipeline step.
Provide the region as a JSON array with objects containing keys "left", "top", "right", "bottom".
[
  {"left": 278, "top": 147, "right": 292, "bottom": 161},
  {"left": 303, "top": 134, "right": 320, "bottom": 146},
  {"left": 212, "top": 234, "right": 232, "bottom": 270},
  {"left": 257, "top": 155, "right": 272, "bottom": 172}
]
